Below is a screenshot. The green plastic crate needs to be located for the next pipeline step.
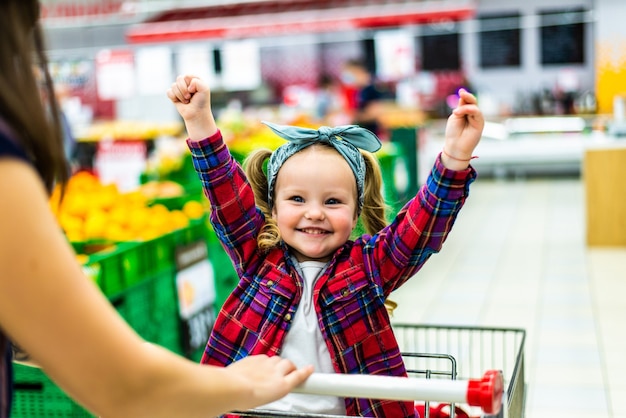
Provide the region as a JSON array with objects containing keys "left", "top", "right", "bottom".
[
  {"left": 12, "top": 270, "right": 183, "bottom": 417},
  {"left": 12, "top": 363, "right": 94, "bottom": 418},
  {"left": 110, "top": 268, "right": 183, "bottom": 354},
  {"left": 389, "top": 126, "right": 420, "bottom": 203},
  {"left": 378, "top": 143, "right": 405, "bottom": 218},
  {"left": 75, "top": 241, "right": 143, "bottom": 297},
  {"left": 134, "top": 233, "right": 173, "bottom": 282}
]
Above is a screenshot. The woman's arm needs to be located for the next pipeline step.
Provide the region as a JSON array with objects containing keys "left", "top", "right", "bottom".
[{"left": 0, "top": 159, "right": 311, "bottom": 418}]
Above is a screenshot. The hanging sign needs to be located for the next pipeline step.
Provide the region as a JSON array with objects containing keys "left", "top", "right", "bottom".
[{"left": 95, "top": 49, "right": 135, "bottom": 100}]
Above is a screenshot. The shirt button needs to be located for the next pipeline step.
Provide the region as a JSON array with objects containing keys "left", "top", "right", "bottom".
[
  {"left": 341, "top": 289, "right": 350, "bottom": 297},
  {"left": 285, "top": 313, "right": 292, "bottom": 321},
  {"left": 266, "top": 280, "right": 274, "bottom": 287}
]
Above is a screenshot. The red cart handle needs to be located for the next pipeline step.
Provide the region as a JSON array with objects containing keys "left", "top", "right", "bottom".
[
  {"left": 292, "top": 370, "right": 504, "bottom": 415},
  {"left": 466, "top": 370, "right": 503, "bottom": 414}
]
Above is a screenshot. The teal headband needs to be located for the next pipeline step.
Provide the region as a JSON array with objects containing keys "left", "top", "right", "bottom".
[{"left": 263, "top": 121, "right": 382, "bottom": 211}]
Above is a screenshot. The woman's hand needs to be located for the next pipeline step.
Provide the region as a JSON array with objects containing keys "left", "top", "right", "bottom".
[
  {"left": 226, "top": 355, "right": 314, "bottom": 410},
  {"left": 441, "top": 88, "right": 485, "bottom": 170},
  {"left": 166, "top": 75, "right": 218, "bottom": 141}
]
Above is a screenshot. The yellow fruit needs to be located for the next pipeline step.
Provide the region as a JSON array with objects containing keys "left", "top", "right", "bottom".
[
  {"left": 62, "top": 195, "right": 90, "bottom": 219},
  {"left": 150, "top": 203, "right": 170, "bottom": 216},
  {"left": 65, "top": 229, "right": 84, "bottom": 242},
  {"left": 182, "top": 200, "right": 205, "bottom": 220},
  {"left": 69, "top": 171, "right": 98, "bottom": 188},
  {"left": 169, "top": 209, "right": 190, "bottom": 230},
  {"left": 158, "top": 181, "right": 184, "bottom": 197},
  {"left": 108, "top": 206, "right": 129, "bottom": 227},
  {"left": 83, "top": 210, "right": 109, "bottom": 240},
  {"left": 95, "top": 184, "right": 120, "bottom": 211},
  {"left": 104, "top": 223, "right": 132, "bottom": 242},
  {"left": 138, "top": 181, "right": 160, "bottom": 200},
  {"left": 60, "top": 213, "right": 83, "bottom": 234},
  {"left": 51, "top": 170, "right": 205, "bottom": 243},
  {"left": 127, "top": 208, "right": 151, "bottom": 235}
]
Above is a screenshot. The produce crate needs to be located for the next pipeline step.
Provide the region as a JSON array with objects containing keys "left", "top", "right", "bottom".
[
  {"left": 110, "top": 268, "right": 183, "bottom": 354},
  {"left": 12, "top": 268, "right": 183, "bottom": 418},
  {"left": 12, "top": 362, "right": 93, "bottom": 417},
  {"left": 378, "top": 142, "right": 409, "bottom": 219},
  {"left": 13, "top": 220, "right": 229, "bottom": 417},
  {"left": 389, "top": 127, "right": 420, "bottom": 204},
  {"left": 73, "top": 217, "right": 212, "bottom": 297},
  {"left": 74, "top": 240, "right": 144, "bottom": 297}
]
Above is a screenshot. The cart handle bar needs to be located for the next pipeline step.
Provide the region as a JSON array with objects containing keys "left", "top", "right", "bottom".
[{"left": 292, "top": 370, "right": 503, "bottom": 415}]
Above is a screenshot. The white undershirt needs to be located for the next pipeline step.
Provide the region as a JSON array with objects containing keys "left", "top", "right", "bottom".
[{"left": 257, "top": 260, "right": 346, "bottom": 415}]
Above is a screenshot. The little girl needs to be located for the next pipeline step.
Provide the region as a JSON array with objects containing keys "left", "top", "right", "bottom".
[{"left": 168, "top": 75, "right": 484, "bottom": 417}]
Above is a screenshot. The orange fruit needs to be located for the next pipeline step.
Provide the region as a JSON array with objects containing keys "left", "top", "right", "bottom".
[
  {"left": 182, "top": 200, "right": 205, "bottom": 220},
  {"left": 83, "top": 210, "right": 109, "bottom": 240},
  {"left": 169, "top": 209, "right": 190, "bottom": 230}
]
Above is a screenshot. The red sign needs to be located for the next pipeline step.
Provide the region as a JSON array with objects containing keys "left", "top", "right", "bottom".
[
  {"left": 127, "top": 6, "right": 475, "bottom": 44},
  {"left": 41, "top": 0, "right": 127, "bottom": 19}
]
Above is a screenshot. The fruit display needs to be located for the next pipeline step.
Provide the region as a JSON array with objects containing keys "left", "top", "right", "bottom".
[
  {"left": 77, "top": 120, "right": 183, "bottom": 142},
  {"left": 49, "top": 171, "right": 206, "bottom": 244}
]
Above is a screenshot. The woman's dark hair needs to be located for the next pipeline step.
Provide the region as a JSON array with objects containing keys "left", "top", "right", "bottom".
[{"left": 0, "top": 0, "right": 69, "bottom": 192}]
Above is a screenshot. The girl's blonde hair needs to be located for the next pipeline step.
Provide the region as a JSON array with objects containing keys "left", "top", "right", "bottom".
[{"left": 243, "top": 143, "right": 388, "bottom": 253}]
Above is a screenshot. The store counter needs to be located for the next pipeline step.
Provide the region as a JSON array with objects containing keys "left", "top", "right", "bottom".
[
  {"left": 584, "top": 142, "right": 626, "bottom": 246},
  {"left": 418, "top": 117, "right": 618, "bottom": 182}
]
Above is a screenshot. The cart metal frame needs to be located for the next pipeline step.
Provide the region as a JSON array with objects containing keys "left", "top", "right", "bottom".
[{"left": 232, "top": 324, "right": 526, "bottom": 418}]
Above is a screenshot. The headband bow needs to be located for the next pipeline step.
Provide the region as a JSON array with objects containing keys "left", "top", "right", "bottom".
[{"left": 263, "top": 121, "right": 382, "bottom": 212}]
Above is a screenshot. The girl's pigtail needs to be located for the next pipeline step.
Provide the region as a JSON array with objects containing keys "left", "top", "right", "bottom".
[
  {"left": 243, "top": 149, "right": 281, "bottom": 252},
  {"left": 361, "top": 151, "right": 398, "bottom": 317},
  {"left": 360, "top": 151, "right": 388, "bottom": 235}
]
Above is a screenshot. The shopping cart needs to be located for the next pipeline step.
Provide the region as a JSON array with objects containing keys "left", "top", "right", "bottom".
[
  {"left": 392, "top": 324, "right": 526, "bottom": 418},
  {"left": 232, "top": 324, "right": 526, "bottom": 418}
]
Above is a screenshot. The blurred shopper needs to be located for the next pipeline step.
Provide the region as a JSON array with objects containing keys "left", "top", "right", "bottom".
[
  {"left": 314, "top": 73, "right": 345, "bottom": 124},
  {"left": 0, "top": 1, "right": 312, "bottom": 417},
  {"left": 168, "top": 73, "right": 484, "bottom": 417},
  {"left": 341, "top": 58, "right": 387, "bottom": 138}
]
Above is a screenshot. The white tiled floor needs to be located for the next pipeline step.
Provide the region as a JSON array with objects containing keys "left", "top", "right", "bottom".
[{"left": 390, "top": 176, "right": 626, "bottom": 418}]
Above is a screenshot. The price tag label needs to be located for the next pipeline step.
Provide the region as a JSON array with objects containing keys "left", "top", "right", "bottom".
[{"left": 175, "top": 241, "right": 216, "bottom": 354}]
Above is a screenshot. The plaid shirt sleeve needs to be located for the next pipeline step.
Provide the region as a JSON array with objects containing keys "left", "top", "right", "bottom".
[
  {"left": 186, "top": 131, "right": 263, "bottom": 276},
  {"left": 365, "top": 153, "right": 477, "bottom": 295}
]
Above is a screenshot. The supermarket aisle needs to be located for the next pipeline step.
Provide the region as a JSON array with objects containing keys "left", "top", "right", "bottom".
[{"left": 390, "top": 176, "right": 626, "bottom": 418}]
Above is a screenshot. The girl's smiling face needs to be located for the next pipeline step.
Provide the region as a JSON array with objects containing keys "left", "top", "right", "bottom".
[{"left": 271, "top": 145, "right": 358, "bottom": 262}]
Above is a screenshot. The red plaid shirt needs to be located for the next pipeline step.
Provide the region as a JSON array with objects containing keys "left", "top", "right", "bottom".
[{"left": 188, "top": 131, "right": 476, "bottom": 417}]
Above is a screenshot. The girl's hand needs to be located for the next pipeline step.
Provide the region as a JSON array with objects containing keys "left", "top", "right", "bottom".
[
  {"left": 442, "top": 88, "right": 485, "bottom": 170},
  {"left": 226, "top": 355, "right": 314, "bottom": 410},
  {"left": 166, "top": 75, "right": 217, "bottom": 141}
]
